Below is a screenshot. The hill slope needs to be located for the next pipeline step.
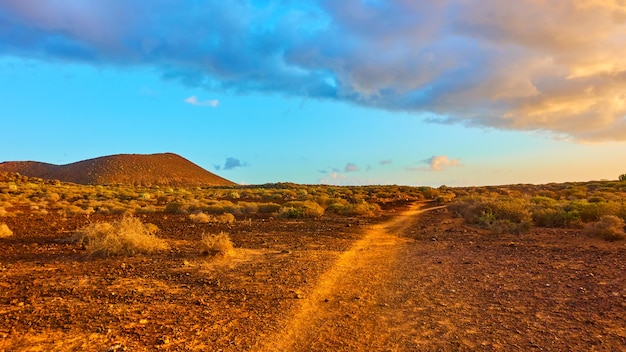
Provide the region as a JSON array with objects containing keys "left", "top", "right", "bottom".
[{"left": 0, "top": 153, "right": 236, "bottom": 187}]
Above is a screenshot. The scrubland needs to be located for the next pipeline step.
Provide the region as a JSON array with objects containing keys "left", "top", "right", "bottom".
[{"left": 0, "top": 172, "right": 625, "bottom": 350}]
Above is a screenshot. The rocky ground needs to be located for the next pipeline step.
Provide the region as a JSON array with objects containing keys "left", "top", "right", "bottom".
[{"left": 1, "top": 203, "right": 625, "bottom": 351}]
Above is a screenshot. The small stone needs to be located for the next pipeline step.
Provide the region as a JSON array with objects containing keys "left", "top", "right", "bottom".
[{"left": 157, "top": 336, "right": 171, "bottom": 345}]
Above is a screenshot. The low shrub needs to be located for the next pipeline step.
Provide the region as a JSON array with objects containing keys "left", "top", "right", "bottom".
[
  {"left": 74, "top": 215, "right": 168, "bottom": 256},
  {"left": 532, "top": 207, "right": 582, "bottom": 228},
  {"left": 450, "top": 197, "right": 531, "bottom": 225},
  {"left": 569, "top": 201, "right": 624, "bottom": 222},
  {"left": 200, "top": 232, "right": 234, "bottom": 256},
  {"left": 189, "top": 212, "right": 235, "bottom": 224},
  {"left": 0, "top": 223, "right": 13, "bottom": 238},
  {"left": 257, "top": 203, "right": 281, "bottom": 214},
  {"left": 328, "top": 201, "right": 381, "bottom": 217},
  {"left": 164, "top": 202, "right": 187, "bottom": 214},
  {"left": 490, "top": 219, "right": 532, "bottom": 235},
  {"left": 584, "top": 215, "right": 626, "bottom": 241},
  {"left": 279, "top": 201, "right": 325, "bottom": 218}
]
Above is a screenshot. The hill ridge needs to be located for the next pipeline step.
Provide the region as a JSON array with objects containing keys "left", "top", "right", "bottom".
[{"left": 0, "top": 152, "right": 236, "bottom": 187}]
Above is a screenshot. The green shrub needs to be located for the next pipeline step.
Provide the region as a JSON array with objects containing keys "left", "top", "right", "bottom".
[
  {"left": 532, "top": 207, "right": 582, "bottom": 228},
  {"left": 568, "top": 201, "right": 624, "bottom": 222},
  {"left": 584, "top": 215, "right": 626, "bottom": 241},
  {"left": 74, "top": 215, "right": 168, "bottom": 256}
]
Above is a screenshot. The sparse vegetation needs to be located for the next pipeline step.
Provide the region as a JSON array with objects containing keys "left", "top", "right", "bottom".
[
  {"left": 4, "top": 170, "right": 626, "bottom": 239},
  {"left": 73, "top": 215, "right": 168, "bottom": 256}
]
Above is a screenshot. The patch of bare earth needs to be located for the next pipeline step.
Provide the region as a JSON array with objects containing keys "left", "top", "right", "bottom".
[{"left": 1, "top": 204, "right": 626, "bottom": 351}]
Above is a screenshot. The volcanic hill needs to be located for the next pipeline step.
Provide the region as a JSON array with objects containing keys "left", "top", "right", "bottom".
[{"left": 0, "top": 153, "right": 236, "bottom": 187}]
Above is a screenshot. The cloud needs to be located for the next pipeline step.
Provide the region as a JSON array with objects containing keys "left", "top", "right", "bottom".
[
  {"left": 423, "top": 156, "right": 462, "bottom": 172},
  {"left": 345, "top": 163, "right": 359, "bottom": 172},
  {"left": 379, "top": 159, "right": 392, "bottom": 165},
  {"left": 3, "top": 1, "right": 626, "bottom": 141},
  {"left": 185, "top": 96, "right": 219, "bottom": 107},
  {"left": 215, "top": 157, "right": 247, "bottom": 171}
]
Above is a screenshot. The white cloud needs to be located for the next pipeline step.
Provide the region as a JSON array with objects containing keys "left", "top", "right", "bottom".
[
  {"left": 423, "top": 155, "right": 462, "bottom": 172},
  {"left": 184, "top": 96, "right": 219, "bottom": 107}
]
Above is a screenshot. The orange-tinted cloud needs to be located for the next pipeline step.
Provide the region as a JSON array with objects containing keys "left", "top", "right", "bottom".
[{"left": 423, "top": 156, "right": 462, "bottom": 172}]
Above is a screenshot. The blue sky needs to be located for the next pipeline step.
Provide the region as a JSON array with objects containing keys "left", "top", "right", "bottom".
[{"left": 1, "top": 1, "right": 626, "bottom": 186}]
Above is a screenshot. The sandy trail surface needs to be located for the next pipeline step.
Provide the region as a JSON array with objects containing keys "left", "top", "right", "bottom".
[{"left": 259, "top": 204, "right": 444, "bottom": 351}]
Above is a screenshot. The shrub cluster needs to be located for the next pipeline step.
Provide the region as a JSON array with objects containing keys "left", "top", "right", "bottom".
[
  {"left": 451, "top": 193, "right": 626, "bottom": 240},
  {"left": 449, "top": 196, "right": 532, "bottom": 234}
]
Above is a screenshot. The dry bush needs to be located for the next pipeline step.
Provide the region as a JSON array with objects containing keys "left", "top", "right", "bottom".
[
  {"left": 189, "top": 212, "right": 235, "bottom": 224},
  {"left": 328, "top": 201, "right": 381, "bottom": 217},
  {"left": 74, "top": 215, "right": 168, "bottom": 256},
  {"left": 490, "top": 219, "right": 532, "bottom": 235},
  {"left": 164, "top": 202, "right": 187, "bottom": 214},
  {"left": 584, "top": 215, "right": 626, "bottom": 241},
  {"left": 279, "top": 201, "right": 325, "bottom": 218},
  {"left": 0, "top": 207, "right": 11, "bottom": 217},
  {"left": 189, "top": 212, "right": 212, "bottom": 223},
  {"left": 257, "top": 202, "right": 281, "bottom": 214},
  {"left": 0, "top": 223, "right": 13, "bottom": 238},
  {"left": 200, "top": 232, "right": 234, "bottom": 256}
]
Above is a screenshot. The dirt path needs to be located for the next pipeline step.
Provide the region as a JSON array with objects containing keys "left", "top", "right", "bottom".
[{"left": 257, "top": 204, "right": 440, "bottom": 351}]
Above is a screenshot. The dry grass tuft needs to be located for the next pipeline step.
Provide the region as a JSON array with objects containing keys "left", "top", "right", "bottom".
[
  {"left": 0, "top": 223, "right": 13, "bottom": 238},
  {"left": 74, "top": 215, "right": 168, "bottom": 256},
  {"left": 584, "top": 215, "right": 626, "bottom": 241},
  {"left": 189, "top": 212, "right": 235, "bottom": 224},
  {"left": 0, "top": 207, "right": 11, "bottom": 217},
  {"left": 200, "top": 232, "right": 234, "bottom": 256}
]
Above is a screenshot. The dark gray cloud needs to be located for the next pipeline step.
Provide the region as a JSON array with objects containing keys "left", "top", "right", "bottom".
[{"left": 2, "top": 1, "right": 626, "bottom": 141}]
